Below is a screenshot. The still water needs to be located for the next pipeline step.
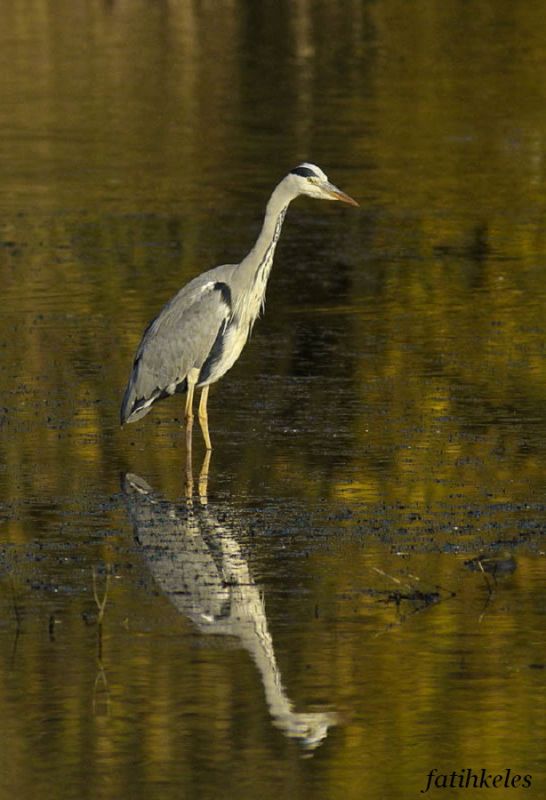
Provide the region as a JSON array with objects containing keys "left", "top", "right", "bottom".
[{"left": 0, "top": 1, "right": 545, "bottom": 798}]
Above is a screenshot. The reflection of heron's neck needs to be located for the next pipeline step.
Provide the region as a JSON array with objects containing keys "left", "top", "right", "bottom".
[
  {"left": 203, "top": 527, "right": 292, "bottom": 717},
  {"left": 231, "top": 583, "right": 292, "bottom": 718},
  {"left": 230, "top": 581, "right": 334, "bottom": 747}
]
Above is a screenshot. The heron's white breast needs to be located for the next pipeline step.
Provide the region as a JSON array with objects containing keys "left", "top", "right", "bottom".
[{"left": 197, "top": 319, "right": 250, "bottom": 387}]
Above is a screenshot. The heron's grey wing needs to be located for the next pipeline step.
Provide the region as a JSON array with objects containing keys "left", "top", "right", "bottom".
[{"left": 121, "top": 277, "right": 232, "bottom": 423}]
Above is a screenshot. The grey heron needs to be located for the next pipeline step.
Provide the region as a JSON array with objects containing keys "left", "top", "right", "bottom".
[{"left": 121, "top": 163, "right": 358, "bottom": 450}]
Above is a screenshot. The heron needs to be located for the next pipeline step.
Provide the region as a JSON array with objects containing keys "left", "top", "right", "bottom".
[{"left": 120, "top": 163, "right": 358, "bottom": 450}]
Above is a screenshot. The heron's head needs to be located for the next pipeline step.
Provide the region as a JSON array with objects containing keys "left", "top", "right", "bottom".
[{"left": 288, "top": 163, "right": 359, "bottom": 206}]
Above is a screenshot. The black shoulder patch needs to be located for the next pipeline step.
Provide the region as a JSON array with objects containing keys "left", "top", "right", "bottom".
[
  {"left": 198, "top": 321, "right": 226, "bottom": 385},
  {"left": 290, "top": 166, "right": 317, "bottom": 179},
  {"left": 213, "top": 281, "right": 232, "bottom": 310}
]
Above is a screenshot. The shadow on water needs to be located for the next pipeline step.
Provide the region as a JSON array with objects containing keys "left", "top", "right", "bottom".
[{"left": 122, "top": 455, "right": 340, "bottom": 754}]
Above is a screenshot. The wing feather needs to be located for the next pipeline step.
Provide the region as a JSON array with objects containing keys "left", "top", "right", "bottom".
[{"left": 121, "top": 271, "right": 233, "bottom": 424}]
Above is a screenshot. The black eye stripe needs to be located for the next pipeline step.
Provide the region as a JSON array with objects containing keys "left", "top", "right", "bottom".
[{"left": 290, "top": 166, "right": 318, "bottom": 179}]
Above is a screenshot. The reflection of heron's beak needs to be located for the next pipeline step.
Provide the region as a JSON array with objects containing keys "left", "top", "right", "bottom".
[{"left": 323, "top": 181, "right": 359, "bottom": 206}]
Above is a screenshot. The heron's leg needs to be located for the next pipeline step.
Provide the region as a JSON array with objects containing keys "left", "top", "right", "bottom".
[
  {"left": 185, "top": 439, "right": 194, "bottom": 502},
  {"left": 198, "top": 385, "right": 212, "bottom": 451},
  {"left": 184, "top": 379, "right": 196, "bottom": 456},
  {"left": 198, "top": 450, "right": 211, "bottom": 504},
  {"left": 185, "top": 443, "right": 193, "bottom": 495}
]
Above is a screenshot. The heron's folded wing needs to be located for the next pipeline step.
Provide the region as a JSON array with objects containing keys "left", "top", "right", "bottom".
[{"left": 122, "top": 278, "right": 232, "bottom": 420}]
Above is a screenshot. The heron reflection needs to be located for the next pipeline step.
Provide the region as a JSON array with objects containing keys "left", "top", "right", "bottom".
[{"left": 122, "top": 462, "right": 339, "bottom": 752}]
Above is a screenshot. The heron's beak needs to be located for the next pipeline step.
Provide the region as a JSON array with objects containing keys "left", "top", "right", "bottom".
[{"left": 322, "top": 181, "right": 359, "bottom": 206}]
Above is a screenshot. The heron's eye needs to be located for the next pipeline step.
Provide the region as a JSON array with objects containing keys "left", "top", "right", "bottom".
[{"left": 307, "top": 177, "right": 319, "bottom": 184}]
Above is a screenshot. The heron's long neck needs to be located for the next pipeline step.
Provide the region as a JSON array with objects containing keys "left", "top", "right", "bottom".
[{"left": 235, "top": 182, "right": 294, "bottom": 321}]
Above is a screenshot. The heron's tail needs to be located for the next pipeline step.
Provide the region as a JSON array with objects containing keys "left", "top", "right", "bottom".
[
  {"left": 120, "top": 371, "right": 188, "bottom": 425},
  {"left": 120, "top": 378, "right": 154, "bottom": 425}
]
